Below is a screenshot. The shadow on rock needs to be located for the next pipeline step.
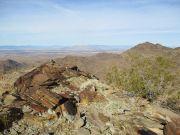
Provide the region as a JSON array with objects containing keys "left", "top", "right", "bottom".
[
  {"left": 0, "top": 107, "right": 23, "bottom": 132},
  {"left": 138, "top": 128, "right": 157, "bottom": 135}
]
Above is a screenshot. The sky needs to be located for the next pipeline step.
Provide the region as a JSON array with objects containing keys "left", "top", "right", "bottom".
[{"left": 0, "top": 0, "right": 180, "bottom": 47}]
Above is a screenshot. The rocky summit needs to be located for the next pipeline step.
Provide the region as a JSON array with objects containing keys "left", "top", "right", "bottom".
[{"left": 0, "top": 61, "right": 179, "bottom": 135}]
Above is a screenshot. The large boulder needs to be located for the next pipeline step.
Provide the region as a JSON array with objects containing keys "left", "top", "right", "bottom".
[{"left": 14, "top": 62, "right": 98, "bottom": 116}]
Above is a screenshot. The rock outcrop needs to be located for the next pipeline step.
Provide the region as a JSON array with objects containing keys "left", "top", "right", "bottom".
[{"left": 14, "top": 62, "right": 99, "bottom": 116}]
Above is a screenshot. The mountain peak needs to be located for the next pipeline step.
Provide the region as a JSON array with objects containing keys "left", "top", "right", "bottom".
[{"left": 132, "top": 42, "right": 171, "bottom": 50}]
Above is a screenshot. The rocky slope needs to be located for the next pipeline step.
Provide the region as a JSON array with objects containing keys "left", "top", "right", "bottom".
[{"left": 0, "top": 62, "right": 179, "bottom": 135}]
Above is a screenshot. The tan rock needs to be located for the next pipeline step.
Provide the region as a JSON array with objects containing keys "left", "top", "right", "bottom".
[
  {"left": 98, "top": 113, "right": 110, "bottom": 123},
  {"left": 148, "top": 128, "right": 163, "bottom": 135},
  {"left": 75, "top": 118, "right": 85, "bottom": 129},
  {"left": 87, "top": 112, "right": 108, "bottom": 132},
  {"left": 3, "top": 94, "right": 16, "bottom": 105},
  {"left": 76, "top": 128, "right": 91, "bottom": 135}
]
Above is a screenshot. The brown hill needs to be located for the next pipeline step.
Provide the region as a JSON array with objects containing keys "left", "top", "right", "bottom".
[
  {"left": 56, "top": 53, "right": 124, "bottom": 80},
  {"left": 132, "top": 42, "right": 170, "bottom": 50},
  {"left": 124, "top": 42, "right": 180, "bottom": 66},
  {"left": 0, "top": 59, "right": 25, "bottom": 73},
  {"left": 125, "top": 42, "right": 172, "bottom": 56},
  {"left": 174, "top": 47, "right": 180, "bottom": 51}
]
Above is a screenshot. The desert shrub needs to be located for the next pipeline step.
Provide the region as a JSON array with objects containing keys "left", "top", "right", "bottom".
[
  {"left": 106, "top": 55, "right": 174, "bottom": 101},
  {"left": 164, "top": 92, "right": 180, "bottom": 113}
]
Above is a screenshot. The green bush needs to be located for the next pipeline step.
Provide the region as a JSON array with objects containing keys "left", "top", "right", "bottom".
[{"left": 106, "top": 55, "right": 174, "bottom": 101}]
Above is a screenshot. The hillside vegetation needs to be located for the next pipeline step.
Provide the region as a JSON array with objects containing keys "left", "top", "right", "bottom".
[
  {"left": 106, "top": 52, "right": 180, "bottom": 113},
  {"left": 107, "top": 55, "right": 174, "bottom": 98}
]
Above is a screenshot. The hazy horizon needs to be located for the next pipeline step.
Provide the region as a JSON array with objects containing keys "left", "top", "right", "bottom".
[{"left": 0, "top": 0, "right": 180, "bottom": 47}]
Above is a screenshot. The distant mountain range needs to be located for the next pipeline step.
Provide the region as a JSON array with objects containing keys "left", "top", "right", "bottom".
[
  {"left": 59, "top": 45, "right": 130, "bottom": 52},
  {"left": 0, "top": 42, "right": 179, "bottom": 75},
  {"left": 0, "top": 45, "right": 130, "bottom": 52}
]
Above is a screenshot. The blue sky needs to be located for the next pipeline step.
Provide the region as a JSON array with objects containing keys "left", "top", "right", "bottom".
[{"left": 0, "top": 0, "right": 180, "bottom": 47}]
